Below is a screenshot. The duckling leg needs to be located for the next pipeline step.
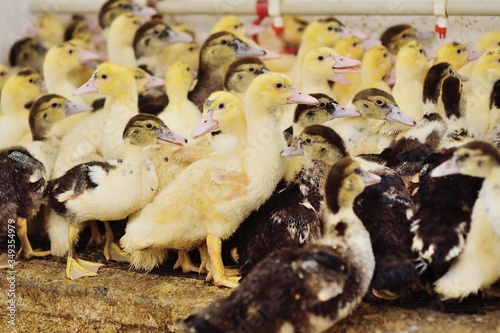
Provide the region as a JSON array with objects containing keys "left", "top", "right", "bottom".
[
  {"left": 206, "top": 234, "right": 240, "bottom": 288},
  {"left": 173, "top": 250, "right": 200, "bottom": 273},
  {"left": 15, "top": 217, "right": 50, "bottom": 260},
  {"left": 86, "top": 221, "right": 105, "bottom": 247},
  {"left": 103, "top": 221, "right": 130, "bottom": 262},
  {"left": 66, "top": 223, "right": 104, "bottom": 280},
  {"left": 198, "top": 245, "right": 210, "bottom": 274}
]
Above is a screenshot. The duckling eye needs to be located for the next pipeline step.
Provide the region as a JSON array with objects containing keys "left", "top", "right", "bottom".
[
  {"left": 101, "top": 74, "right": 108, "bottom": 79},
  {"left": 51, "top": 102, "right": 59, "bottom": 108},
  {"left": 304, "top": 138, "right": 312, "bottom": 144},
  {"left": 419, "top": 48, "right": 424, "bottom": 54},
  {"left": 402, "top": 33, "right": 410, "bottom": 38},
  {"left": 462, "top": 152, "right": 470, "bottom": 159},
  {"left": 153, "top": 29, "right": 160, "bottom": 35},
  {"left": 248, "top": 67, "right": 255, "bottom": 72},
  {"left": 275, "top": 82, "right": 283, "bottom": 89},
  {"left": 317, "top": 55, "right": 324, "bottom": 61},
  {"left": 146, "top": 123, "right": 153, "bottom": 129},
  {"left": 375, "top": 99, "right": 385, "bottom": 106},
  {"left": 68, "top": 49, "right": 74, "bottom": 55},
  {"left": 0, "top": 71, "right": 5, "bottom": 76},
  {"left": 448, "top": 69, "right": 453, "bottom": 75},
  {"left": 327, "top": 26, "right": 334, "bottom": 31},
  {"left": 297, "top": 27, "right": 304, "bottom": 32},
  {"left": 456, "top": 49, "right": 462, "bottom": 54},
  {"left": 318, "top": 102, "right": 326, "bottom": 108},
  {"left": 42, "top": 113, "right": 48, "bottom": 119},
  {"left": 188, "top": 46, "right": 195, "bottom": 52},
  {"left": 306, "top": 111, "right": 314, "bottom": 117},
  {"left": 221, "top": 39, "right": 228, "bottom": 45},
  {"left": 218, "top": 103, "right": 224, "bottom": 109},
  {"left": 353, "top": 42, "right": 359, "bottom": 47},
  {"left": 353, "top": 167, "right": 361, "bottom": 175},
  {"left": 29, "top": 78, "right": 34, "bottom": 83}
]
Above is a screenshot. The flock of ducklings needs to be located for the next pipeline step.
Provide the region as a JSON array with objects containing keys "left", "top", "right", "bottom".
[{"left": 1, "top": 0, "right": 500, "bottom": 331}]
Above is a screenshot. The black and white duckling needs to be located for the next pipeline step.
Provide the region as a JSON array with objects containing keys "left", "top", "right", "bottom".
[
  {"left": 0, "top": 94, "right": 89, "bottom": 266},
  {"left": 179, "top": 157, "right": 379, "bottom": 333},
  {"left": 223, "top": 57, "right": 268, "bottom": 101},
  {"left": 8, "top": 37, "right": 47, "bottom": 73},
  {"left": 380, "top": 23, "right": 434, "bottom": 55},
  {"left": 429, "top": 141, "right": 500, "bottom": 299},
  {"left": 133, "top": 19, "right": 193, "bottom": 76},
  {"left": 228, "top": 125, "right": 348, "bottom": 277},
  {"left": 0, "top": 68, "right": 44, "bottom": 149},
  {"left": 45, "top": 114, "right": 186, "bottom": 280},
  {"left": 380, "top": 62, "right": 462, "bottom": 180},
  {"left": 327, "top": 88, "right": 415, "bottom": 155},
  {"left": 188, "top": 31, "right": 266, "bottom": 110},
  {"left": 121, "top": 74, "right": 317, "bottom": 288}
]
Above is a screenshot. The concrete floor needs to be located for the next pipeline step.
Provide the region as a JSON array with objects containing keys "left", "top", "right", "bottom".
[{"left": 1, "top": 250, "right": 499, "bottom": 333}]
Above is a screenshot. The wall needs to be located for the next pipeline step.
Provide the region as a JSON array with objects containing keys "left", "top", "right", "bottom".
[{"left": 1, "top": 0, "right": 499, "bottom": 65}]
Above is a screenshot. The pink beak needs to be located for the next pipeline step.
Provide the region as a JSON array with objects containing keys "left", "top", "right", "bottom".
[
  {"left": 287, "top": 86, "right": 318, "bottom": 105},
  {"left": 78, "top": 49, "right": 102, "bottom": 64},
  {"left": 73, "top": 77, "right": 98, "bottom": 95},
  {"left": 191, "top": 109, "right": 219, "bottom": 139}
]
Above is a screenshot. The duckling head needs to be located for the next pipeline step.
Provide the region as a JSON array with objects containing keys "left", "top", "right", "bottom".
[
  {"left": 361, "top": 44, "right": 392, "bottom": 76},
  {"left": 9, "top": 37, "right": 47, "bottom": 72},
  {"left": 73, "top": 62, "right": 136, "bottom": 97},
  {"left": 109, "top": 13, "right": 142, "bottom": 47},
  {"left": 2, "top": 67, "right": 44, "bottom": 106},
  {"left": 64, "top": 16, "right": 89, "bottom": 42},
  {"left": 245, "top": 72, "right": 318, "bottom": 109},
  {"left": 35, "top": 14, "right": 65, "bottom": 48},
  {"left": 123, "top": 113, "right": 187, "bottom": 147},
  {"left": 134, "top": 20, "right": 193, "bottom": 58},
  {"left": 396, "top": 40, "right": 433, "bottom": 74},
  {"left": 434, "top": 41, "right": 480, "bottom": 71},
  {"left": 471, "top": 47, "right": 500, "bottom": 84},
  {"left": 475, "top": 31, "right": 500, "bottom": 52},
  {"left": 224, "top": 57, "right": 268, "bottom": 94},
  {"left": 324, "top": 157, "right": 381, "bottom": 214},
  {"left": 352, "top": 88, "right": 416, "bottom": 126},
  {"left": 211, "top": 15, "right": 264, "bottom": 38},
  {"left": 283, "top": 16, "right": 308, "bottom": 47},
  {"left": 380, "top": 24, "right": 417, "bottom": 55},
  {"left": 132, "top": 67, "right": 165, "bottom": 94},
  {"left": 29, "top": 94, "right": 92, "bottom": 140},
  {"left": 165, "top": 60, "right": 196, "bottom": 94},
  {"left": 431, "top": 141, "right": 500, "bottom": 179},
  {"left": 99, "top": 0, "right": 156, "bottom": 29},
  {"left": 282, "top": 124, "right": 348, "bottom": 165},
  {"left": 200, "top": 32, "right": 266, "bottom": 67},
  {"left": 303, "top": 47, "right": 361, "bottom": 84},
  {"left": 293, "top": 93, "right": 360, "bottom": 128},
  {"left": 423, "top": 62, "right": 462, "bottom": 105},
  {"left": 191, "top": 91, "right": 245, "bottom": 139},
  {"left": 44, "top": 41, "right": 101, "bottom": 72},
  {"left": 333, "top": 35, "right": 365, "bottom": 60},
  {"left": 303, "top": 17, "right": 366, "bottom": 50}
]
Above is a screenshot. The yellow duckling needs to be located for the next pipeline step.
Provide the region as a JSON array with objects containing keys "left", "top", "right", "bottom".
[
  {"left": 359, "top": 44, "right": 393, "bottom": 93},
  {"left": 121, "top": 73, "right": 317, "bottom": 288},
  {"left": 107, "top": 13, "right": 142, "bottom": 68},
  {"left": 211, "top": 15, "right": 265, "bottom": 39},
  {"left": 433, "top": 41, "right": 481, "bottom": 71},
  {"left": 33, "top": 14, "right": 65, "bottom": 49},
  {"left": 0, "top": 68, "right": 44, "bottom": 149}
]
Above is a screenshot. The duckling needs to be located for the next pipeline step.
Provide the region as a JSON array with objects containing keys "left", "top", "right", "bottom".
[
  {"left": 458, "top": 31, "right": 500, "bottom": 81},
  {"left": 8, "top": 37, "right": 46, "bottom": 73},
  {"left": 0, "top": 94, "right": 90, "bottom": 265},
  {"left": 433, "top": 41, "right": 481, "bottom": 72},
  {"left": 121, "top": 73, "right": 317, "bottom": 288},
  {"left": 229, "top": 125, "right": 348, "bottom": 277},
  {"left": 188, "top": 31, "right": 266, "bottom": 110},
  {"left": 392, "top": 40, "right": 432, "bottom": 126},
  {"left": 45, "top": 114, "right": 186, "bottom": 280},
  {"left": 486, "top": 80, "right": 500, "bottom": 147},
  {"left": 288, "top": 17, "right": 366, "bottom": 83},
  {"left": 0, "top": 68, "right": 44, "bottom": 149},
  {"left": 33, "top": 14, "right": 65, "bottom": 49},
  {"left": 327, "top": 88, "right": 415, "bottom": 155},
  {"left": 380, "top": 23, "right": 434, "bottom": 55},
  {"left": 466, "top": 48, "right": 500, "bottom": 136},
  {"left": 358, "top": 44, "right": 393, "bottom": 93},
  {"left": 331, "top": 35, "right": 375, "bottom": 104},
  {"left": 159, "top": 25, "right": 200, "bottom": 72},
  {"left": 98, "top": 0, "right": 156, "bottom": 31},
  {"left": 180, "top": 157, "right": 379, "bottom": 333},
  {"left": 429, "top": 141, "right": 500, "bottom": 299},
  {"left": 133, "top": 19, "right": 193, "bottom": 76},
  {"left": 223, "top": 57, "right": 268, "bottom": 101},
  {"left": 211, "top": 15, "right": 265, "bottom": 39},
  {"left": 107, "top": 13, "right": 142, "bottom": 68}
]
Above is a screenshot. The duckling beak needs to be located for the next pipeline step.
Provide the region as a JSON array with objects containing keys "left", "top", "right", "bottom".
[
  {"left": 331, "top": 54, "right": 361, "bottom": 73},
  {"left": 145, "top": 74, "right": 165, "bottom": 89},
  {"left": 362, "top": 171, "right": 381, "bottom": 186},
  {"left": 161, "top": 29, "right": 194, "bottom": 44},
  {"left": 363, "top": 39, "right": 381, "bottom": 51},
  {"left": 157, "top": 126, "right": 187, "bottom": 147},
  {"left": 259, "top": 49, "right": 281, "bottom": 60},
  {"left": 234, "top": 39, "right": 267, "bottom": 57},
  {"left": 64, "top": 100, "right": 93, "bottom": 116},
  {"left": 287, "top": 86, "right": 318, "bottom": 105},
  {"left": 73, "top": 77, "right": 98, "bottom": 95},
  {"left": 467, "top": 49, "right": 482, "bottom": 61},
  {"left": 244, "top": 22, "right": 266, "bottom": 37},
  {"left": 430, "top": 156, "right": 460, "bottom": 177},
  {"left": 425, "top": 49, "right": 436, "bottom": 61},
  {"left": 340, "top": 26, "right": 368, "bottom": 40},
  {"left": 78, "top": 49, "right": 102, "bottom": 64},
  {"left": 332, "top": 104, "right": 361, "bottom": 118},
  {"left": 280, "top": 139, "right": 304, "bottom": 156},
  {"left": 385, "top": 105, "right": 416, "bottom": 126},
  {"left": 191, "top": 109, "right": 218, "bottom": 139},
  {"left": 40, "top": 80, "right": 47, "bottom": 93}
]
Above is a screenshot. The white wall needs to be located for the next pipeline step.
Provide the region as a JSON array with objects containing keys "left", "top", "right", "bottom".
[{"left": 1, "top": 0, "right": 499, "bottom": 65}]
